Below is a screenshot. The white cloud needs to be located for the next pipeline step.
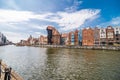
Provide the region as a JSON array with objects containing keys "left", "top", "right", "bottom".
[
  {"left": 0, "top": 9, "right": 100, "bottom": 42},
  {"left": 29, "top": 24, "right": 48, "bottom": 30},
  {"left": 49, "top": 9, "right": 100, "bottom": 31},
  {"left": 0, "top": 9, "right": 100, "bottom": 31},
  {"left": 0, "top": 9, "right": 52, "bottom": 23},
  {"left": 97, "top": 17, "right": 120, "bottom": 27},
  {"left": 2, "top": 31, "right": 28, "bottom": 43},
  {"left": 65, "top": 0, "right": 83, "bottom": 12},
  {"left": 34, "top": 32, "right": 46, "bottom": 36},
  {"left": 111, "top": 17, "right": 120, "bottom": 25}
]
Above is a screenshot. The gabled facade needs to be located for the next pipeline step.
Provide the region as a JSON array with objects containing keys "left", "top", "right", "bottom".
[
  {"left": 68, "top": 32, "right": 75, "bottom": 45},
  {"left": 106, "top": 26, "right": 115, "bottom": 45},
  {"left": 82, "top": 28, "right": 94, "bottom": 46},
  {"left": 74, "top": 30, "right": 79, "bottom": 45},
  {"left": 100, "top": 28, "right": 106, "bottom": 46},
  {"left": 114, "top": 27, "right": 120, "bottom": 44},
  {"left": 61, "top": 33, "right": 68, "bottom": 45},
  {"left": 94, "top": 27, "right": 100, "bottom": 45},
  {"left": 39, "top": 35, "right": 44, "bottom": 45},
  {"left": 67, "top": 29, "right": 80, "bottom": 46}
]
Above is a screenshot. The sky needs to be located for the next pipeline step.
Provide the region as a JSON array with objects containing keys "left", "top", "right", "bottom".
[{"left": 0, "top": 0, "right": 120, "bottom": 43}]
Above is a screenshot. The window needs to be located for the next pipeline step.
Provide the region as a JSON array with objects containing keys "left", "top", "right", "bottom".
[
  {"left": 116, "top": 31, "right": 119, "bottom": 34},
  {"left": 116, "top": 34, "right": 118, "bottom": 37},
  {"left": 116, "top": 38, "right": 119, "bottom": 40}
]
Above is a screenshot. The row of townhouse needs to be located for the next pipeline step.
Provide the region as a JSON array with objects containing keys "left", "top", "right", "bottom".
[
  {"left": 83, "top": 26, "right": 120, "bottom": 46},
  {"left": 18, "top": 35, "right": 48, "bottom": 46},
  {"left": 46, "top": 26, "right": 82, "bottom": 45},
  {"left": 46, "top": 26, "right": 120, "bottom": 46},
  {"left": 0, "top": 32, "right": 9, "bottom": 45},
  {"left": 18, "top": 26, "right": 120, "bottom": 46}
]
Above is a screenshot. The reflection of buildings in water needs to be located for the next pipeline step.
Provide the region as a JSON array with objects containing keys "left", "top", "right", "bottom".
[
  {"left": 83, "top": 50, "right": 97, "bottom": 63},
  {"left": 82, "top": 50, "right": 99, "bottom": 79},
  {"left": 45, "top": 48, "right": 82, "bottom": 78}
]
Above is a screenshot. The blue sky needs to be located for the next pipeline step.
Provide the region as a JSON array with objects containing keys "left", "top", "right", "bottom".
[{"left": 0, "top": 0, "right": 120, "bottom": 42}]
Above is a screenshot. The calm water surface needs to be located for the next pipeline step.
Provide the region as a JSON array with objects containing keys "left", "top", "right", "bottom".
[{"left": 0, "top": 45, "right": 120, "bottom": 80}]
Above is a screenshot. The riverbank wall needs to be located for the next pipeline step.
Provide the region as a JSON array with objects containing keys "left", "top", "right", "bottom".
[{"left": 31, "top": 45, "right": 120, "bottom": 51}]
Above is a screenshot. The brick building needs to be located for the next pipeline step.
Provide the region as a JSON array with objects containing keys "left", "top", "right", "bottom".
[
  {"left": 61, "top": 33, "right": 68, "bottom": 45},
  {"left": 74, "top": 30, "right": 79, "bottom": 45},
  {"left": 39, "top": 35, "right": 47, "bottom": 45},
  {"left": 82, "top": 28, "right": 94, "bottom": 46},
  {"left": 46, "top": 26, "right": 61, "bottom": 45},
  {"left": 39, "top": 35, "right": 44, "bottom": 45},
  {"left": 68, "top": 31, "right": 75, "bottom": 45},
  {"left": 68, "top": 30, "right": 79, "bottom": 46},
  {"left": 106, "top": 26, "right": 115, "bottom": 45}
]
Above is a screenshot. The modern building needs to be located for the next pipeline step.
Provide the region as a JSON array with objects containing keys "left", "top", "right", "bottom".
[
  {"left": 0, "top": 32, "right": 7, "bottom": 45},
  {"left": 114, "top": 27, "right": 120, "bottom": 45},
  {"left": 82, "top": 28, "right": 94, "bottom": 46},
  {"left": 94, "top": 27, "right": 100, "bottom": 46},
  {"left": 71, "top": 32, "right": 75, "bottom": 45},
  {"left": 78, "top": 29, "right": 82, "bottom": 46},
  {"left": 100, "top": 28, "right": 106, "bottom": 46},
  {"left": 106, "top": 26, "right": 115, "bottom": 45},
  {"left": 0, "top": 33, "right": 3, "bottom": 45},
  {"left": 46, "top": 26, "right": 61, "bottom": 45}
]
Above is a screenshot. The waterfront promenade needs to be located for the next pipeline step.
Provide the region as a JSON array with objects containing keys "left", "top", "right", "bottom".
[{"left": 0, "top": 60, "right": 23, "bottom": 80}]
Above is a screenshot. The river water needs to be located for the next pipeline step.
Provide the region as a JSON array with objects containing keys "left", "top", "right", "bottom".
[{"left": 0, "top": 45, "right": 120, "bottom": 80}]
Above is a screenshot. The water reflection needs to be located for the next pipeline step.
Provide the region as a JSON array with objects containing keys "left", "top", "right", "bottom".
[{"left": 0, "top": 45, "right": 120, "bottom": 80}]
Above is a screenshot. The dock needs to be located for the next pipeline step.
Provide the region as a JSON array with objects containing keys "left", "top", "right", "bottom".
[{"left": 0, "top": 60, "right": 23, "bottom": 80}]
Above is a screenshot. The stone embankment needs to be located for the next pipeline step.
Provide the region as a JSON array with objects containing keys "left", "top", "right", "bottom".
[{"left": 33, "top": 45, "right": 120, "bottom": 51}]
